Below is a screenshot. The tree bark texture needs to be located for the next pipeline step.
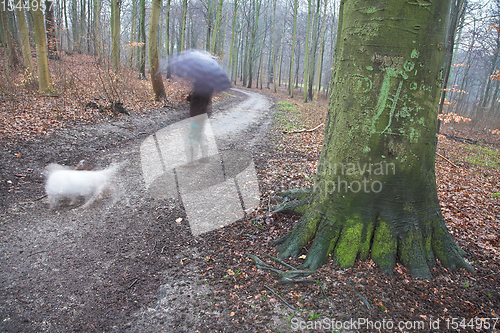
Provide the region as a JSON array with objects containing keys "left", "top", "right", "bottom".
[
  {"left": 15, "top": 7, "right": 35, "bottom": 78},
  {"left": 274, "top": 0, "right": 474, "bottom": 279},
  {"left": 111, "top": 0, "right": 120, "bottom": 72},
  {"left": 180, "top": 0, "right": 188, "bottom": 52},
  {"left": 0, "top": 10, "right": 19, "bottom": 70},
  {"left": 139, "top": 0, "right": 146, "bottom": 78},
  {"left": 288, "top": 0, "right": 298, "bottom": 97},
  {"left": 148, "top": 0, "right": 167, "bottom": 101},
  {"left": 45, "top": 0, "right": 58, "bottom": 59},
  {"left": 93, "top": 0, "right": 102, "bottom": 63},
  {"left": 32, "top": 6, "right": 51, "bottom": 92}
]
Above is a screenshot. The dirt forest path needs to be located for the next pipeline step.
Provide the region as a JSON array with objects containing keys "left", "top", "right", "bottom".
[{"left": 0, "top": 88, "right": 275, "bottom": 332}]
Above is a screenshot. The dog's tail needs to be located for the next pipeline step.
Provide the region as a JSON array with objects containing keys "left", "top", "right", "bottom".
[{"left": 104, "top": 161, "right": 128, "bottom": 177}]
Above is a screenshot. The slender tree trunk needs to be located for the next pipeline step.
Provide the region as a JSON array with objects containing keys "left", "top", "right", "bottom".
[
  {"left": 139, "top": 0, "right": 146, "bottom": 78},
  {"left": 148, "top": 0, "right": 167, "bottom": 101},
  {"left": 490, "top": 79, "right": 500, "bottom": 110},
  {"left": 45, "top": 0, "right": 58, "bottom": 59},
  {"left": 0, "top": 11, "right": 13, "bottom": 90},
  {"left": 63, "top": 0, "right": 71, "bottom": 51},
  {"left": 288, "top": 0, "right": 298, "bottom": 97},
  {"left": 220, "top": 11, "right": 228, "bottom": 60},
  {"left": 481, "top": 27, "right": 500, "bottom": 108},
  {"left": 242, "top": 29, "right": 249, "bottom": 86},
  {"left": 163, "top": 0, "right": 172, "bottom": 78},
  {"left": 15, "top": 7, "right": 35, "bottom": 79},
  {"left": 165, "top": 0, "right": 171, "bottom": 57},
  {"left": 93, "top": 0, "right": 102, "bottom": 63},
  {"left": 111, "top": 0, "right": 120, "bottom": 72},
  {"left": 446, "top": 2, "right": 466, "bottom": 105},
  {"left": 277, "top": 11, "right": 286, "bottom": 87},
  {"left": 303, "top": 0, "right": 312, "bottom": 102},
  {"left": 0, "top": 10, "right": 19, "bottom": 69},
  {"left": 32, "top": 6, "right": 51, "bottom": 92},
  {"left": 271, "top": 0, "right": 277, "bottom": 92},
  {"left": 294, "top": 39, "right": 301, "bottom": 87},
  {"left": 257, "top": 8, "right": 268, "bottom": 89},
  {"left": 325, "top": 6, "right": 340, "bottom": 98},
  {"left": 210, "top": 0, "right": 224, "bottom": 55},
  {"left": 228, "top": 0, "right": 239, "bottom": 79},
  {"left": 437, "top": 0, "right": 466, "bottom": 133},
  {"left": 180, "top": 0, "right": 188, "bottom": 52},
  {"left": 205, "top": 0, "right": 213, "bottom": 51},
  {"left": 87, "top": 2, "right": 93, "bottom": 54},
  {"left": 232, "top": 26, "right": 242, "bottom": 84},
  {"left": 307, "top": 0, "right": 321, "bottom": 100},
  {"left": 72, "top": 0, "right": 79, "bottom": 52},
  {"left": 130, "top": 0, "right": 137, "bottom": 67},
  {"left": 247, "top": 0, "right": 262, "bottom": 88},
  {"left": 274, "top": 0, "right": 473, "bottom": 279},
  {"left": 313, "top": 0, "right": 328, "bottom": 99},
  {"left": 453, "top": 19, "right": 476, "bottom": 114},
  {"left": 80, "top": 0, "right": 86, "bottom": 53}
]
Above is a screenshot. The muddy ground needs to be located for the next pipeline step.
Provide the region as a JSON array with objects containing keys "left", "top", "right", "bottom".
[{"left": 0, "top": 89, "right": 279, "bottom": 332}]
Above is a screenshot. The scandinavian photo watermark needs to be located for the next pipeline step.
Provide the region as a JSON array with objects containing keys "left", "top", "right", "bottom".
[
  {"left": 313, "top": 160, "right": 395, "bottom": 194},
  {"left": 290, "top": 316, "right": 499, "bottom": 331}
]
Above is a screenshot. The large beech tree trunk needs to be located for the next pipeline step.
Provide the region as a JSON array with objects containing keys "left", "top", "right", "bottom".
[
  {"left": 274, "top": 0, "right": 474, "bottom": 279},
  {"left": 148, "top": 0, "right": 166, "bottom": 101}
]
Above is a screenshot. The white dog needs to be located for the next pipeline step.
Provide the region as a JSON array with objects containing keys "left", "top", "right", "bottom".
[{"left": 44, "top": 162, "right": 123, "bottom": 209}]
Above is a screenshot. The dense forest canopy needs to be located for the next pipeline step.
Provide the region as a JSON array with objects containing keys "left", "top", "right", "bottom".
[{"left": 0, "top": 0, "right": 498, "bottom": 126}]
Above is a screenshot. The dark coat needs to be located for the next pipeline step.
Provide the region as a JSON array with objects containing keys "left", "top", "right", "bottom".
[{"left": 189, "top": 81, "right": 215, "bottom": 117}]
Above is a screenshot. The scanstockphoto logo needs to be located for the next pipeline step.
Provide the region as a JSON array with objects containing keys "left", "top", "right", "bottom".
[{"left": 313, "top": 160, "right": 395, "bottom": 194}]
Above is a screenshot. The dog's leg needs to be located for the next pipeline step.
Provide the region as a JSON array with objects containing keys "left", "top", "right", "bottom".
[
  {"left": 79, "top": 184, "right": 105, "bottom": 209},
  {"left": 48, "top": 195, "right": 59, "bottom": 210},
  {"left": 69, "top": 196, "right": 80, "bottom": 206},
  {"left": 108, "top": 183, "right": 119, "bottom": 207}
]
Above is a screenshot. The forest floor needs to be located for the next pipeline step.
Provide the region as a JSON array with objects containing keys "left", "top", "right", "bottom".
[{"left": 1, "top": 53, "right": 499, "bottom": 332}]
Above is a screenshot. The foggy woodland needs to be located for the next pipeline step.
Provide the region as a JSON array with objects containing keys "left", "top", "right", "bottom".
[{"left": 0, "top": 0, "right": 498, "bottom": 127}]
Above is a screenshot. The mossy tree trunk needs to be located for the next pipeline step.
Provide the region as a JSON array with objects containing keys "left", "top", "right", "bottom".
[
  {"left": 148, "top": 0, "right": 166, "bottom": 101},
  {"left": 179, "top": 0, "right": 188, "bottom": 52},
  {"left": 139, "top": 0, "right": 146, "bottom": 78},
  {"left": 210, "top": 0, "right": 224, "bottom": 56},
  {"left": 15, "top": 7, "right": 35, "bottom": 78},
  {"left": 274, "top": 0, "right": 474, "bottom": 279},
  {"left": 32, "top": 6, "right": 51, "bottom": 92},
  {"left": 0, "top": 10, "right": 19, "bottom": 70}
]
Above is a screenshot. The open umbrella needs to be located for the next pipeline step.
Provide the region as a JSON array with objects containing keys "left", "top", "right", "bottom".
[{"left": 167, "top": 50, "right": 232, "bottom": 93}]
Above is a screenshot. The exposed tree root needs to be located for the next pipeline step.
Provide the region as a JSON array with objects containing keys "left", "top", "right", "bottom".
[
  {"left": 346, "top": 281, "right": 372, "bottom": 311},
  {"left": 264, "top": 285, "right": 296, "bottom": 310},
  {"left": 248, "top": 254, "right": 315, "bottom": 284},
  {"left": 270, "top": 188, "right": 475, "bottom": 279}
]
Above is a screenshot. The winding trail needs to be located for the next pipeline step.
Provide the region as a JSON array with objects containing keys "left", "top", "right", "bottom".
[{"left": 0, "top": 88, "right": 274, "bottom": 332}]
